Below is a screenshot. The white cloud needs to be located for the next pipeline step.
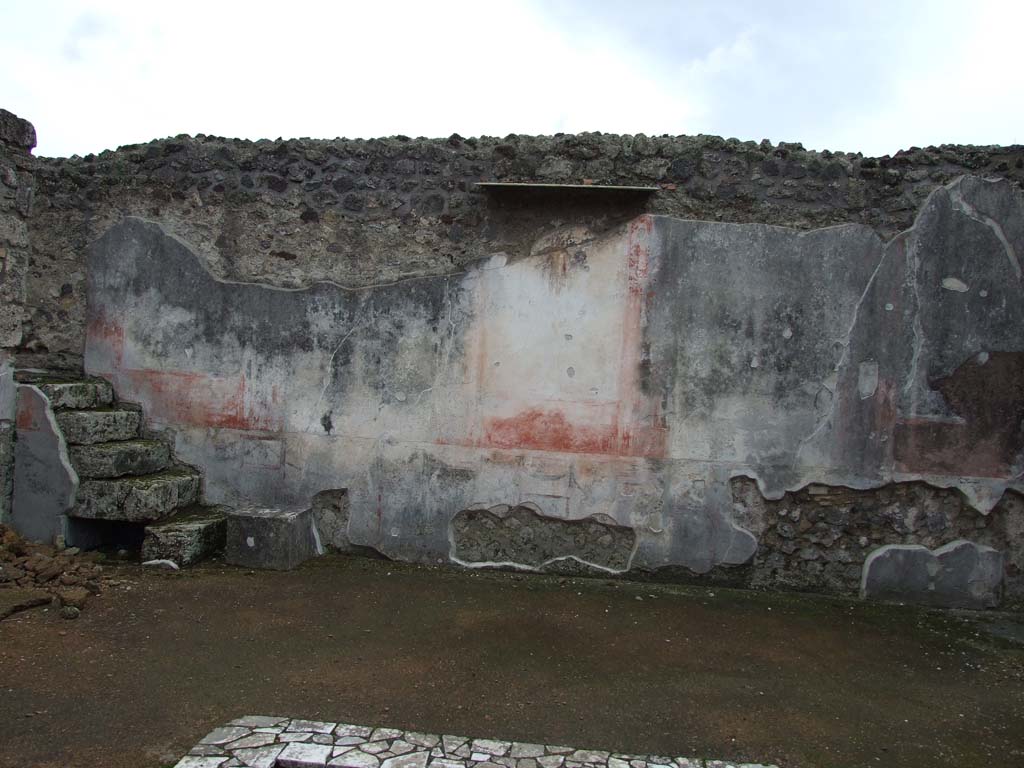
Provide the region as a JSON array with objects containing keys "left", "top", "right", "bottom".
[
  {"left": 3, "top": 0, "right": 702, "bottom": 156},
  {"left": 1, "top": 0, "right": 1020, "bottom": 157},
  {"left": 826, "top": 0, "right": 1024, "bottom": 154}
]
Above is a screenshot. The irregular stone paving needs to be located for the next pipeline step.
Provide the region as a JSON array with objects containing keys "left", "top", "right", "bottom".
[{"left": 173, "top": 717, "right": 779, "bottom": 768}]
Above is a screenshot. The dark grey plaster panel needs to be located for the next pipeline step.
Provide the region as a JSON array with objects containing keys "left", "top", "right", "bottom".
[{"left": 11, "top": 385, "right": 77, "bottom": 543}]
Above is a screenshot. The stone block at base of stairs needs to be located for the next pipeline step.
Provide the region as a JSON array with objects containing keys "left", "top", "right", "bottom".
[
  {"left": 55, "top": 408, "right": 141, "bottom": 445},
  {"left": 142, "top": 505, "right": 228, "bottom": 566},
  {"left": 226, "top": 507, "right": 321, "bottom": 570},
  {"left": 69, "top": 439, "right": 171, "bottom": 479},
  {"left": 71, "top": 466, "right": 201, "bottom": 522}
]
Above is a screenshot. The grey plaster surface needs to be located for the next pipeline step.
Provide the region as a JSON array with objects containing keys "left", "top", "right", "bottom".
[
  {"left": 861, "top": 539, "right": 1003, "bottom": 609},
  {"left": 82, "top": 176, "right": 1024, "bottom": 581},
  {"left": 11, "top": 384, "right": 77, "bottom": 543}
]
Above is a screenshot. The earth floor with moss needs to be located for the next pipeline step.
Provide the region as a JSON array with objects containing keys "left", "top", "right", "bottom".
[{"left": 0, "top": 555, "right": 1022, "bottom": 768}]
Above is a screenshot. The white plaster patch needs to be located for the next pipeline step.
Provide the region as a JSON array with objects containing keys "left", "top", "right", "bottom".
[
  {"left": 857, "top": 361, "right": 879, "bottom": 400},
  {"left": 941, "top": 276, "right": 969, "bottom": 292}
]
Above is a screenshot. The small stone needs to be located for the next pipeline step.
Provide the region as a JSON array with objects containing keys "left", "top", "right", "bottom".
[
  {"left": 517, "top": 760, "right": 538, "bottom": 768},
  {"left": 511, "top": 744, "right": 545, "bottom": 759},
  {"left": 173, "top": 757, "right": 229, "bottom": 768},
  {"left": 226, "top": 732, "right": 277, "bottom": 750},
  {"left": 406, "top": 733, "right": 441, "bottom": 749},
  {"left": 314, "top": 734, "right": 336, "bottom": 745},
  {"left": 472, "top": 754, "right": 491, "bottom": 762},
  {"left": 442, "top": 737, "right": 468, "bottom": 755},
  {"left": 233, "top": 745, "right": 285, "bottom": 768},
  {"left": 59, "top": 606, "right": 80, "bottom": 620},
  {"left": 279, "top": 733, "right": 314, "bottom": 743},
  {"left": 58, "top": 586, "right": 90, "bottom": 609},
  {"left": 472, "top": 741, "right": 511, "bottom": 757},
  {"left": 537, "top": 758, "right": 564, "bottom": 768},
  {"left": 381, "top": 752, "right": 429, "bottom": 768},
  {"left": 288, "top": 719, "right": 338, "bottom": 734},
  {"left": 569, "top": 751, "right": 609, "bottom": 764},
  {"left": 201, "top": 726, "right": 251, "bottom": 745},
  {"left": 332, "top": 751, "right": 382, "bottom": 768},
  {"left": 546, "top": 748, "right": 574, "bottom": 756},
  {"left": 279, "top": 741, "right": 333, "bottom": 767},
  {"left": 190, "top": 745, "right": 226, "bottom": 756},
  {"left": 371, "top": 728, "right": 406, "bottom": 741},
  {"left": 142, "top": 558, "right": 180, "bottom": 569},
  {"left": 336, "top": 736, "right": 369, "bottom": 746},
  {"left": 336, "top": 725, "right": 374, "bottom": 738},
  {"left": 429, "top": 760, "right": 466, "bottom": 768},
  {"left": 363, "top": 742, "right": 391, "bottom": 754},
  {"left": 390, "top": 741, "right": 416, "bottom": 755},
  {"left": 230, "top": 715, "right": 286, "bottom": 728}
]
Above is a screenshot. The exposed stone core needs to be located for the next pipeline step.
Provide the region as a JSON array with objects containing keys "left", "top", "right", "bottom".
[{"left": 451, "top": 505, "right": 635, "bottom": 572}]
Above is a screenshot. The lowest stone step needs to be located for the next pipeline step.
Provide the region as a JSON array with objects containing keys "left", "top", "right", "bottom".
[
  {"left": 70, "top": 466, "right": 201, "bottom": 522},
  {"left": 142, "top": 505, "right": 228, "bottom": 566},
  {"left": 69, "top": 439, "right": 171, "bottom": 479},
  {"left": 55, "top": 408, "right": 141, "bottom": 445}
]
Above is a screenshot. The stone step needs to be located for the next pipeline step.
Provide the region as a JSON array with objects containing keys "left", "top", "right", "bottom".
[
  {"left": 55, "top": 408, "right": 141, "bottom": 445},
  {"left": 142, "top": 505, "right": 229, "bottom": 566},
  {"left": 38, "top": 378, "right": 114, "bottom": 410},
  {"left": 70, "top": 466, "right": 202, "bottom": 523},
  {"left": 68, "top": 439, "right": 171, "bottom": 479}
]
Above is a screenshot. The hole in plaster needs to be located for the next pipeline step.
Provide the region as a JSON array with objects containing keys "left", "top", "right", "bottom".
[{"left": 451, "top": 505, "right": 635, "bottom": 571}]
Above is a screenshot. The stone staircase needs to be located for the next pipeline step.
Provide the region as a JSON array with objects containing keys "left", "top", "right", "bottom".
[{"left": 15, "top": 373, "right": 226, "bottom": 563}]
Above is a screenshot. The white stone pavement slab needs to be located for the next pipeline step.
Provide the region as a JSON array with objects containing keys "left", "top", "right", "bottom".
[{"left": 173, "top": 717, "right": 780, "bottom": 768}]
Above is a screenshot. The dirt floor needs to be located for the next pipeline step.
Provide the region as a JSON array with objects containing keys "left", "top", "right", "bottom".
[{"left": 0, "top": 555, "right": 1022, "bottom": 768}]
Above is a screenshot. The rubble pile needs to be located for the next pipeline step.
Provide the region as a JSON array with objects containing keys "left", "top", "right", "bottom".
[{"left": 0, "top": 524, "right": 107, "bottom": 618}]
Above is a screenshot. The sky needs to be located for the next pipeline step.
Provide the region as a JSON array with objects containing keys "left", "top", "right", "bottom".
[{"left": 2, "top": 0, "right": 1022, "bottom": 158}]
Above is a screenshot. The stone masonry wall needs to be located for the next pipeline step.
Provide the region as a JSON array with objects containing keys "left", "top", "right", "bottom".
[
  {"left": 0, "top": 109, "right": 36, "bottom": 523},
  {"left": 730, "top": 479, "right": 1024, "bottom": 603},
  {"left": 22, "top": 130, "right": 1024, "bottom": 372},
  {"left": 9, "top": 110, "right": 1024, "bottom": 607}
]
